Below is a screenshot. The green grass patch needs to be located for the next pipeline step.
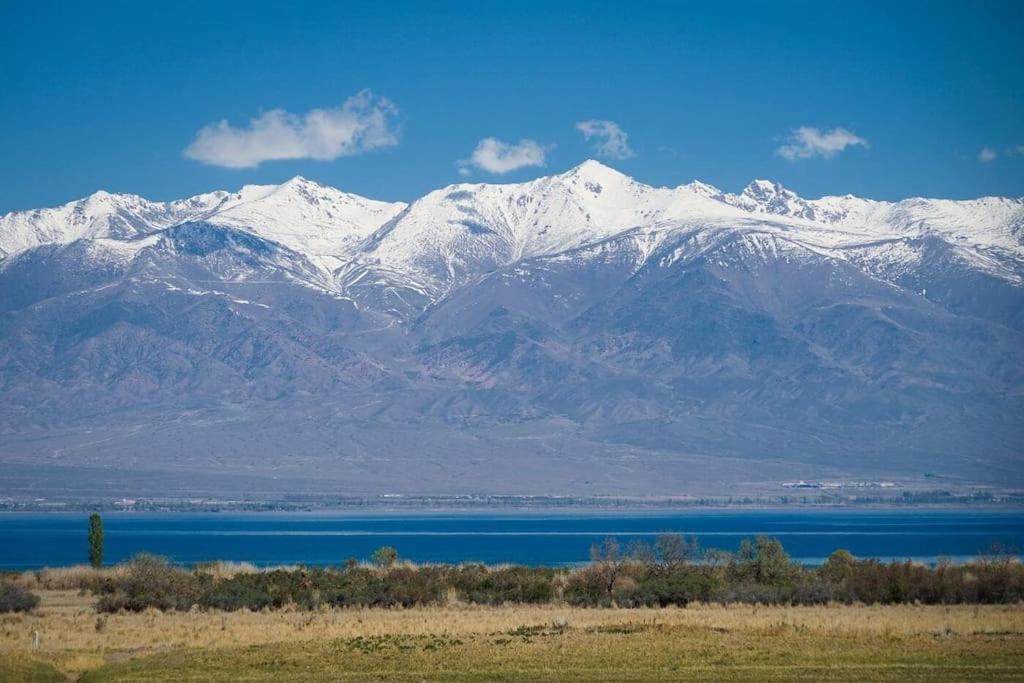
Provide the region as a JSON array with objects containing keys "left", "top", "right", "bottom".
[
  {"left": 0, "top": 652, "right": 65, "bottom": 683},
  {"left": 78, "top": 624, "right": 1024, "bottom": 682}
]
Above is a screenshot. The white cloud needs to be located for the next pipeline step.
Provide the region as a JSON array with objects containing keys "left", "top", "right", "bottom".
[
  {"left": 184, "top": 90, "right": 399, "bottom": 169},
  {"left": 777, "top": 126, "right": 868, "bottom": 161},
  {"left": 459, "top": 138, "right": 549, "bottom": 174},
  {"left": 978, "top": 147, "right": 998, "bottom": 163},
  {"left": 1003, "top": 145, "right": 1024, "bottom": 157},
  {"left": 575, "top": 120, "right": 635, "bottom": 159}
]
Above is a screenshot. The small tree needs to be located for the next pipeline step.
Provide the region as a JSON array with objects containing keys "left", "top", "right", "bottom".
[
  {"left": 590, "top": 537, "right": 624, "bottom": 598},
  {"left": 749, "top": 536, "right": 793, "bottom": 584},
  {"left": 820, "top": 549, "right": 856, "bottom": 583},
  {"left": 729, "top": 536, "right": 794, "bottom": 585},
  {"left": 627, "top": 539, "right": 656, "bottom": 564},
  {"left": 656, "top": 533, "right": 700, "bottom": 569},
  {"left": 371, "top": 546, "right": 398, "bottom": 569},
  {"left": 88, "top": 513, "right": 104, "bottom": 568}
]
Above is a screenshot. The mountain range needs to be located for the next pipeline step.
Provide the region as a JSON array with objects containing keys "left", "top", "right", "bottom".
[{"left": 2, "top": 161, "right": 1022, "bottom": 499}]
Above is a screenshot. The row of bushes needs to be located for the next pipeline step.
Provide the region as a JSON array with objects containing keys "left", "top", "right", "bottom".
[
  {"left": 92, "top": 557, "right": 559, "bottom": 612},
  {"left": 91, "top": 536, "right": 1024, "bottom": 613},
  {"left": 576, "top": 537, "right": 1024, "bottom": 607},
  {"left": 5, "top": 535, "right": 1022, "bottom": 613}
]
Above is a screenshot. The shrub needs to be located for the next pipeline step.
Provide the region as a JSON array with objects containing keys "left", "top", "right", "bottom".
[
  {"left": 199, "top": 577, "right": 275, "bottom": 611},
  {"left": 451, "top": 565, "right": 555, "bottom": 605},
  {"left": 195, "top": 567, "right": 329, "bottom": 610},
  {"left": 0, "top": 581, "right": 39, "bottom": 613},
  {"left": 564, "top": 566, "right": 614, "bottom": 607},
  {"left": 323, "top": 566, "right": 387, "bottom": 607},
  {"left": 95, "top": 554, "right": 205, "bottom": 613},
  {"left": 381, "top": 566, "right": 447, "bottom": 607},
  {"left": 371, "top": 546, "right": 398, "bottom": 569},
  {"left": 613, "top": 568, "right": 719, "bottom": 607}
]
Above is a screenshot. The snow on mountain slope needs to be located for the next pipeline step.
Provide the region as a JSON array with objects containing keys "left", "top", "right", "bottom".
[
  {"left": 2, "top": 161, "right": 1021, "bottom": 299},
  {"left": 722, "top": 179, "right": 819, "bottom": 221},
  {"left": 352, "top": 160, "right": 747, "bottom": 301},
  {"left": 716, "top": 179, "right": 1024, "bottom": 256},
  {"left": 0, "top": 177, "right": 406, "bottom": 271},
  {"left": 873, "top": 197, "right": 1024, "bottom": 254},
  {"left": 202, "top": 176, "right": 406, "bottom": 271},
  {"left": 0, "top": 190, "right": 228, "bottom": 258}
]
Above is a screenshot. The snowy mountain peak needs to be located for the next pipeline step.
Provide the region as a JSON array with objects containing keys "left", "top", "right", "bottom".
[
  {"left": 743, "top": 178, "right": 794, "bottom": 198},
  {"left": 0, "top": 189, "right": 227, "bottom": 257},
  {"left": 275, "top": 175, "right": 333, "bottom": 195},
  {"left": 201, "top": 177, "right": 407, "bottom": 270},
  {"left": 679, "top": 180, "right": 724, "bottom": 199},
  {"left": 84, "top": 189, "right": 116, "bottom": 202},
  {"left": 722, "top": 179, "right": 816, "bottom": 220},
  {"left": 561, "top": 158, "right": 628, "bottom": 179},
  {"left": 556, "top": 159, "right": 640, "bottom": 192}
]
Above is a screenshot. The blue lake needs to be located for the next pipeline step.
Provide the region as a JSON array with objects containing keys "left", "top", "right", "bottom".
[{"left": 1, "top": 509, "right": 1022, "bottom": 570}]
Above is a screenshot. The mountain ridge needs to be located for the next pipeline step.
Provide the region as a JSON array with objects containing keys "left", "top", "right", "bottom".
[
  {"left": 1, "top": 161, "right": 1021, "bottom": 498},
  {"left": 4, "top": 160, "right": 1021, "bottom": 264}
]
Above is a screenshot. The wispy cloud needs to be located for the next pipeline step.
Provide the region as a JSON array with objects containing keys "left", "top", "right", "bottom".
[
  {"left": 459, "top": 138, "right": 549, "bottom": 175},
  {"left": 184, "top": 90, "right": 399, "bottom": 169},
  {"left": 1004, "top": 145, "right": 1024, "bottom": 157},
  {"left": 978, "top": 147, "right": 998, "bottom": 163},
  {"left": 575, "top": 120, "right": 634, "bottom": 159},
  {"left": 777, "top": 126, "right": 868, "bottom": 161}
]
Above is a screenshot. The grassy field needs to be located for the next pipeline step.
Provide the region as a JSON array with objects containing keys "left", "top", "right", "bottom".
[{"left": 1, "top": 591, "right": 1022, "bottom": 681}]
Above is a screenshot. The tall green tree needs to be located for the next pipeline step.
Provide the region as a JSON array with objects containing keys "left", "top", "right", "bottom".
[{"left": 88, "top": 513, "right": 104, "bottom": 568}]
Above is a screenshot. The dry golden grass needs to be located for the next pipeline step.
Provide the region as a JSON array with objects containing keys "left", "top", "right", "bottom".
[
  {"left": 8, "top": 560, "right": 315, "bottom": 590},
  {"left": 11, "top": 565, "right": 128, "bottom": 591},
  {"left": 5, "top": 590, "right": 1022, "bottom": 653},
  {"left": 1, "top": 591, "right": 1022, "bottom": 681},
  {"left": 191, "top": 560, "right": 262, "bottom": 580}
]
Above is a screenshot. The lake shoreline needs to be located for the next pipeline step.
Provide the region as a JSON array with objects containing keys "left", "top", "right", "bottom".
[
  {"left": 2, "top": 509, "right": 1022, "bottom": 571},
  {"left": 3, "top": 501, "right": 1024, "bottom": 515}
]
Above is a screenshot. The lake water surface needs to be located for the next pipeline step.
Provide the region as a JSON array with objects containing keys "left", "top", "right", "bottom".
[{"left": 1, "top": 509, "right": 1021, "bottom": 570}]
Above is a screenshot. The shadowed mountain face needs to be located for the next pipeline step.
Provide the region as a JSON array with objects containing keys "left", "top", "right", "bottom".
[{"left": 1, "top": 162, "right": 1022, "bottom": 498}]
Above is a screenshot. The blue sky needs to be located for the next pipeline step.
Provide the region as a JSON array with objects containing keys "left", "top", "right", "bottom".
[{"left": 1, "top": 0, "right": 1022, "bottom": 212}]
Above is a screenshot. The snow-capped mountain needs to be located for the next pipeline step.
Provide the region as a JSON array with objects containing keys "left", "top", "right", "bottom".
[
  {"left": 201, "top": 176, "right": 406, "bottom": 271},
  {"left": 0, "top": 189, "right": 227, "bottom": 258},
  {"left": 719, "top": 178, "right": 1024, "bottom": 256},
  {"left": 349, "top": 162, "right": 735, "bottom": 293},
  {"left": 4, "top": 160, "right": 1020, "bottom": 291},
  {"left": 1, "top": 161, "right": 1022, "bottom": 497},
  {"left": 0, "top": 176, "right": 406, "bottom": 270}
]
